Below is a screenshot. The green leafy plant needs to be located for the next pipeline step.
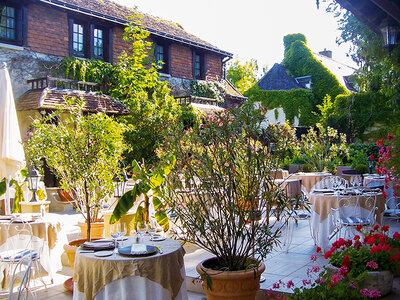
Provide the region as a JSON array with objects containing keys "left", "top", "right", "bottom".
[
  {"left": 0, "top": 169, "right": 31, "bottom": 213},
  {"left": 24, "top": 98, "right": 126, "bottom": 241},
  {"left": 298, "top": 123, "right": 349, "bottom": 172},
  {"left": 190, "top": 80, "right": 226, "bottom": 102},
  {"left": 164, "top": 104, "right": 294, "bottom": 271},
  {"left": 110, "top": 156, "right": 176, "bottom": 231}
]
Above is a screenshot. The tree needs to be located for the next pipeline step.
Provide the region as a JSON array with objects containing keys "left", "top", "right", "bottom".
[
  {"left": 226, "top": 57, "right": 260, "bottom": 94},
  {"left": 62, "top": 14, "right": 181, "bottom": 167}
]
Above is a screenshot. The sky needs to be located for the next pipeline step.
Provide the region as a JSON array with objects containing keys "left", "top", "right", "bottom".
[{"left": 114, "top": 0, "right": 357, "bottom": 72}]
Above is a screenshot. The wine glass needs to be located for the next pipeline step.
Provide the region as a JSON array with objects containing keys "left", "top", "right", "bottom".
[
  {"left": 110, "top": 223, "right": 120, "bottom": 257},
  {"left": 147, "top": 220, "right": 157, "bottom": 244},
  {"left": 118, "top": 222, "right": 127, "bottom": 247},
  {"left": 136, "top": 220, "right": 146, "bottom": 243}
]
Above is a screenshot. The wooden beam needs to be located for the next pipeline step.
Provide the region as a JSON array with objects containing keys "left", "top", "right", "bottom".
[{"left": 370, "top": 0, "right": 400, "bottom": 24}]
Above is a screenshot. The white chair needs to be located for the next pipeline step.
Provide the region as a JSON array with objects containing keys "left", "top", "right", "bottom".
[
  {"left": 8, "top": 255, "right": 36, "bottom": 300},
  {"left": 383, "top": 195, "right": 400, "bottom": 222},
  {"left": 0, "top": 218, "right": 46, "bottom": 291},
  {"left": 331, "top": 194, "right": 377, "bottom": 240},
  {"left": 283, "top": 192, "right": 317, "bottom": 252}
]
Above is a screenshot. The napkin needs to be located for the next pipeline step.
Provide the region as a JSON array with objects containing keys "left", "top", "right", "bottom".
[
  {"left": 131, "top": 244, "right": 147, "bottom": 254},
  {"left": 82, "top": 241, "right": 115, "bottom": 250}
]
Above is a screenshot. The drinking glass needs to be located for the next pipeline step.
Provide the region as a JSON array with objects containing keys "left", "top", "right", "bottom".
[
  {"left": 147, "top": 220, "right": 157, "bottom": 244},
  {"left": 118, "top": 222, "right": 127, "bottom": 247},
  {"left": 136, "top": 221, "right": 146, "bottom": 243},
  {"left": 110, "top": 223, "right": 120, "bottom": 257}
]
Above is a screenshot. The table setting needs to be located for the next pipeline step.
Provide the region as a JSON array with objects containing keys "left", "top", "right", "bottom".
[
  {"left": 309, "top": 186, "right": 385, "bottom": 251},
  {"left": 73, "top": 233, "right": 188, "bottom": 300}
]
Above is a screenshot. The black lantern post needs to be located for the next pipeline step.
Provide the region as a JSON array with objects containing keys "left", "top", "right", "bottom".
[
  {"left": 27, "top": 167, "right": 41, "bottom": 202},
  {"left": 380, "top": 18, "right": 399, "bottom": 50},
  {"left": 367, "top": 157, "right": 375, "bottom": 174},
  {"left": 113, "top": 172, "right": 128, "bottom": 198}
]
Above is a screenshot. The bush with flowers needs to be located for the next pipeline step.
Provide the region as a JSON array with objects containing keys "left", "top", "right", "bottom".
[
  {"left": 269, "top": 225, "right": 400, "bottom": 299},
  {"left": 376, "top": 131, "right": 400, "bottom": 198}
]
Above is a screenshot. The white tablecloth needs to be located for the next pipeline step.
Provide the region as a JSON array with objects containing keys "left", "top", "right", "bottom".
[
  {"left": 0, "top": 213, "right": 67, "bottom": 289},
  {"left": 310, "top": 192, "right": 384, "bottom": 251}
]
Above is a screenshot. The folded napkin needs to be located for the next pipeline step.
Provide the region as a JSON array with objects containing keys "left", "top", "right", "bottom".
[
  {"left": 82, "top": 241, "right": 115, "bottom": 251},
  {"left": 130, "top": 244, "right": 148, "bottom": 255},
  {"left": 1, "top": 249, "right": 39, "bottom": 261}
]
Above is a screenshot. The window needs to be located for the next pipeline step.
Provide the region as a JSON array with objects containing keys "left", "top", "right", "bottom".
[
  {"left": 155, "top": 41, "right": 169, "bottom": 74},
  {"left": 0, "top": 3, "right": 25, "bottom": 46},
  {"left": 193, "top": 51, "right": 204, "bottom": 80},
  {"left": 72, "top": 22, "right": 84, "bottom": 56},
  {"left": 69, "top": 18, "right": 111, "bottom": 62}
]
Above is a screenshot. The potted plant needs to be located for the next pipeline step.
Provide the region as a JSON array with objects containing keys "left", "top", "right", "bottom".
[
  {"left": 24, "top": 97, "right": 126, "bottom": 241},
  {"left": 322, "top": 224, "right": 400, "bottom": 296},
  {"left": 164, "top": 105, "right": 297, "bottom": 299}
]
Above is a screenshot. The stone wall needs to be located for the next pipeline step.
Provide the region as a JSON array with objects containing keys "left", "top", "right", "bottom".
[{"left": 0, "top": 45, "right": 62, "bottom": 99}]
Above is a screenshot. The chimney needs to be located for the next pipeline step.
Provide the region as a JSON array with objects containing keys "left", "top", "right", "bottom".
[{"left": 319, "top": 48, "right": 332, "bottom": 58}]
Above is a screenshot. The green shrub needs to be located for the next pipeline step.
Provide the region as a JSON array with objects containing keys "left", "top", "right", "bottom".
[
  {"left": 302, "top": 163, "right": 313, "bottom": 172},
  {"left": 355, "top": 164, "right": 368, "bottom": 174}
]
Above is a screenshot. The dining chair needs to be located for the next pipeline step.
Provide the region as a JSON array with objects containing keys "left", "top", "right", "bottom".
[
  {"left": 312, "top": 175, "right": 348, "bottom": 192},
  {"left": 331, "top": 193, "right": 377, "bottom": 240},
  {"left": 383, "top": 195, "right": 400, "bottom": 223},
  {"left": 283, "top": 192, "right": 317, "bottom": 252},
  {"left": 8, "top": 255, "right": 36, "bottom": 300},
  {"left": 0, "top": 218, "right": 47, "bottom": 291}
]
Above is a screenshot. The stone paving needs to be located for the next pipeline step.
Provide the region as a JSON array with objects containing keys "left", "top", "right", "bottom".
[{"left": 2, "top": 210, "right": 400, "bottom": 299}]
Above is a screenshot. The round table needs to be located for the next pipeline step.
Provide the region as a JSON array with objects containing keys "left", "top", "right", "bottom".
[
  {"left": 274, "top": 179, "right": 302, "bottom": 198},
  {"left": 73, "top": 236, "right": 188, "bottom": 300},
  {"left": 309, "top": 191, "right": 384, "bottom": 251},
  {"left": 289, "top": 172, "right": 331, "bottom": 194}
]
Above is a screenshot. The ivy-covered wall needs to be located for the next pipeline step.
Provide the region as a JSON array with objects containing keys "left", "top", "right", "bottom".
[
  {"left": 282, "top": 35, "right": 347, "bottom": 108},
  {"left": 245, "top": 85, "right": 316, "bottom": 126}
]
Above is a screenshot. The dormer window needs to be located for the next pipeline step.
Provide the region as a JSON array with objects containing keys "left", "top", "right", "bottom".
[
  {"left": 155, "top": 41, "right": 169, "bottom": 74},
  {"left": 69, "top": 18, "right": 111, "bottom": 62}
]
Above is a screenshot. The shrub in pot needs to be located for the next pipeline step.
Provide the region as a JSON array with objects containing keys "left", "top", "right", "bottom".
[
  {"left": 24, "top": 98, "right": 126, "bottom": 241},
  {"left": 164, "top": 105, "right": 297, "bottom": 299}
]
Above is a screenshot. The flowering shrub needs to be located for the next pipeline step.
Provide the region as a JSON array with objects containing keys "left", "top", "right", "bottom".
[
  {"left": 325, "top": 225, "right": 400, "bottom": 277},
  {"left": 376, "top": 132, "right": 400, "bottom": 198},
  {"left": 270, "top": 255, "right": 378, "bottom": 299}
]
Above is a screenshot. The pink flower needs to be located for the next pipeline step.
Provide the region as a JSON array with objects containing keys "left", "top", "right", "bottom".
[
  {"left": 331, "top": 273, "right": 344, "bottom": 284},
  {"left": 272, "top": 280, "right": 282, "bottom": 289},
  {"left": 366, "top": 261, "right": 378, "bottom": 270},
  {"left": 302, "top": 279, "right": 311, "bottom": 286},
  {"left": 310, "top": 254, "right": 317, "bottom": 262},
  {"left": 349, "top": 281, "right": 356, "bottom": 289},
  {"left": 316, "top": 276, "right": 326, "bottom": 283},
  {"left": 360, "top": 288, "right": 381, "bottom": 298},
  {"left": 286, "top": 280, "right": 294, "bottom": 289}
]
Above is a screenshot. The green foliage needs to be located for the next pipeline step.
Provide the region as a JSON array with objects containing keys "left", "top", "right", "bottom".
[
  {"left": 347, "top": 143, "right": 379, "bottom": 168},
  {"left": 110, "top": 156, "right": 176, "bottom": 232},
  {"left": 24, "top": 98, "right": 126, "bottom": 241},
  {"left": 226, "top": 57, "right": 259, "bottom": 94},
  {"left": 61, "top": 14, "right": 180, "bottom": 166},
  {"left": 245, "top": 85, "right": 316, "bottom": 126},
  {"left": 164, "top": 105, "right": 295, "bottom": 271},
  {"left": 298, "top": 123, "right": 349, "bottom": 172},
  {"left": 283, "top": 38, "right": 347, "bottom": 108},
  {"left": 354, "top": 164, "right": 368, "bottom": 175},
  {"left": 283, "top": 33, "right": 307, "bottom": 54},
  {"left": 190, "top": 80, "right": 225, "bottom": 102}
]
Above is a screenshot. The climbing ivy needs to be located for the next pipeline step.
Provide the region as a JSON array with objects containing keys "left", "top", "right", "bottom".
[
  {"left": 282, "top": 34, "right": 347, "bottom": 108},
  {"left": 245, "top": 85, "right": 316, "bottom": 126},
  {"left": 190, "top": 80, "right": 226, "bottom": 102}
]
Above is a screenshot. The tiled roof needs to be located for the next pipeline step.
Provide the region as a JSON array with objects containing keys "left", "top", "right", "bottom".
[
  {"left": 16, "top": 88, "right": 130, "bottom": 115},
  {"left": 223, "top": 79, "right": 247, "bottom": 101},
  {"left": 38, "top": 0, "right": 232, "bottom": 57},
  {"left": 257, "top": 64, "right": 303, "bottom": 91}
]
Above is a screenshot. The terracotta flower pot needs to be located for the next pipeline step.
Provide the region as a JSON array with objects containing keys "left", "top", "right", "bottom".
[
  {"left": 196, "top": 257, "right": 265, "bottom": 300},
  {"left": 78, "top": 220, "right": 105, "bottom": 239}
]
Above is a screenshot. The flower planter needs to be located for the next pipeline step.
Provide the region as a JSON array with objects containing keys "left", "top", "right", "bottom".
[
  {"left": 77, "top": 220, "right": 104, "bottom": 239},
  {"left": 63, "top": 238, "right": 87, "bottom": 292},
  {"left": 326, "top": 264, "right": 393, "bottom": 296},
  {"left": 196, "top": 257, "right": 265, "bottom": 300}
]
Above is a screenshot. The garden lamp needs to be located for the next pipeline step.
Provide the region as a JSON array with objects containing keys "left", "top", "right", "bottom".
[
  {"left": 113, "top": 172, "right": 128, "bottom": 198},
  {"left": 380, "top": 18, "right": 399, "bottom": 50},
  {"left": 367, "top": 157, "right": 375, "bottom": 174},
  {"left": 27, "top": 167, "right": 41, "bottom": 202}
]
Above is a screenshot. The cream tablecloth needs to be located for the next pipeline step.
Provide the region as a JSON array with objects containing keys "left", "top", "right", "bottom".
[
  {"left": 310, "top": 192, "right": 384, "bottom": 250},
  {"left": 274, "top": 179, "right": 302, "bottom": 198},
  {"left": 0, "top": 213, "right": 67, "bottom": 289},
  {"left": 73, "top": 236, "right": 188, "bottom": 300},
  {"left": 290, "top": 172, "right": 331, "bottom": 194}
]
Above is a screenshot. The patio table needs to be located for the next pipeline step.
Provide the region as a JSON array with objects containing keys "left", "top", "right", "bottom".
[
  {"left": 310, "top": 191, "right": 385, "bottom": 251},
  {"left": 274, "top": 179, "right": 302, "bottom": 198},
  {"left": 289, "top": 172, "right": 331, "bottom": 194},
  {"left": 73, "top": 236, "right": 188, "bottom": 300},
  {"left": 0, "top": 213, "right": 67, "bottom": 289}
]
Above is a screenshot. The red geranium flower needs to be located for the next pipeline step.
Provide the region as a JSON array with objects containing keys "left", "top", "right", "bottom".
[
  {"left": 382, "top": 225, "right": 390, "bottom": 232},
  {"left": 343, "top": 254, "right": 351, "bottom": 266},
  {"left": 369, "top": 154, "right": 375, "bottom": 160},
  {"left": 316, "top": 246, "right": 321, "bottom": 253},
  {"left": 356, "top": 225, "right": 363, "bottom": 232},
  {"left": 394, "top": 232, "right": 400, "bottom": 239},
  {"left": 324, "top": 250, "right": 332, "bottom": 259}
]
